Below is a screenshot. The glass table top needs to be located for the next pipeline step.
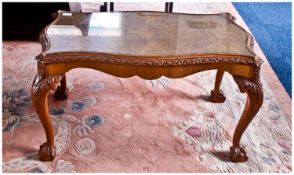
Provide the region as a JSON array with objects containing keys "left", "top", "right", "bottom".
[{"left": 45, "top": 11, "right": 254, "bottom": 57}]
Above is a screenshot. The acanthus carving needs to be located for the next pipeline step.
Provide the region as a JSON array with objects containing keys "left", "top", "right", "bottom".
[
  {"left": 37, "top": 11, "right": 260, "bottom": 68},
  {"left": 32, "top": 73, "right": 62, "bottom": 105},
  {"left": 230, "top": 58, "right": 263, "bottom": 163},
  {"left": 33, "top": 11, "right": 266, "bottom": 162},
  {"left": 38, "top": 54, "right": 260, "bottom": 67},
  {"left": 32, "top": 62, "right": 62, "bottom": 98},
  {"left": 233, "top": 76, "right": 262, "bottom": 96},
  {"left": 233, "top": 54, "right": 263, "bottom": 94},
  {"left": 37, "top": 62, "right": 50, "bottom": 77},
  {"left": 233, "top": 75, "right": 262, "bottom": 97}
]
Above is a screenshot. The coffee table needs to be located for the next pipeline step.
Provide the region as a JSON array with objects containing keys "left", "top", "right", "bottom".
[{"left": 32, "top": 11, "right": 263, "bottom": 162}]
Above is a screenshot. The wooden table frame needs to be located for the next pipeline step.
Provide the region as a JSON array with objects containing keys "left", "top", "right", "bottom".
[{"left": 31, "top": 11, "right": 263, "bottom": 163}]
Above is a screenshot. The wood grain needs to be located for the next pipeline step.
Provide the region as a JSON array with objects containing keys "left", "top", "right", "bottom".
[{"left": 32, "top": 10, "right": 264, "bottom": 162}]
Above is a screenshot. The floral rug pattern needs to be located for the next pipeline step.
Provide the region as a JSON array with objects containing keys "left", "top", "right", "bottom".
[
  {"left": 2, "top": 41, "right": 292, "bottom": 173},
  {"left": 173, "top": 72, "right": 292, "bottom": 173}
]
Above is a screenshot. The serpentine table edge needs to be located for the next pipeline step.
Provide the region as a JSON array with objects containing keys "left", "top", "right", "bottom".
[{"left": 31, "top": 10, "right": 264, "bottom": 163}]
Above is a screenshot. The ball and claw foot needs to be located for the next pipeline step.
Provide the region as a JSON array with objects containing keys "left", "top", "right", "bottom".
[
  {"left": 210, "top": 90, "right": 226, "bottom": 103},
  {"left": 53, "top": 86, "right": 68, "bottom": 100},
  {"left": 230, "top": 146, "right": 248, "bottom": 162},
  {"left": 39, "top": 142, "right": 56, "bottom": 162}
]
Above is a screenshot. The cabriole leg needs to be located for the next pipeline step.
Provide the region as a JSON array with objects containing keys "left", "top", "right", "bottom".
[
  {"left": 210, "top": 70, "right": 226, "bottom": 103},
  {"left": 230, "top": 73, "right": 263, "bottom": 162},
  {"left": 32, "top": 73, "right": 62, "bottom": 161}
]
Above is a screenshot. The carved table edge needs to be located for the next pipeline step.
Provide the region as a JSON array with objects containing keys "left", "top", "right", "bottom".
[
  {"left": 36, "top": 53, "right": 263, "bottom": 68},
  {"left": 37, "top": 11, "right": 261, "bottom": 67}
]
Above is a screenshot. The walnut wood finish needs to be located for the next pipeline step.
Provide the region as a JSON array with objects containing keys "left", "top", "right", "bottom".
[
  {"left": 230, "top": 65, "right": 263, "bottom": 162},
  {"left": 53, "top": 74, "right": 68, "bottom": 100},
  {"left": 32, "top": 11, "right": 263, "bottom": 162},
  {"left": 31, "top": 67, "right": 61, "bottom": 161},
  {"left": 210, "top": 70, "right": 226, "bottom": 103}
]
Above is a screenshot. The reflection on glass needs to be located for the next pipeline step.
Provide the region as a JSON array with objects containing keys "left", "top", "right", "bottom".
[
  {"left": 89, "top": 13, "right": 121, "bottom": 36},
  {"left": 47, "top": 25, "right": 83, "bottom": 36},
  {"left": 46, "top": 12, "right": 254, "bottom": 57},
  {"left": 74, "top": 13, "right": 92, "bottom": 36}
]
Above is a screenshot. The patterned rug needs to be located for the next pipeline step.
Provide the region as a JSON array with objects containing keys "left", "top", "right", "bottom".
[{"left": 2, "top": 41, "right": 292, "bottom": 173}]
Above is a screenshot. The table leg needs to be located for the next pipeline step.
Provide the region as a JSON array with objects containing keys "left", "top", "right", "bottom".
[
  {"left": 210, "top": 70, "right": 226, "bottom": 103},
  {"left": 230, "top": 73, "right": 263, "bottom": 162},
  {"left": 53, "top": 73, "right": 68, "bottom": 100},
  {"left": 32, "top": 74, "right": 62, "bottom": 161}
]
